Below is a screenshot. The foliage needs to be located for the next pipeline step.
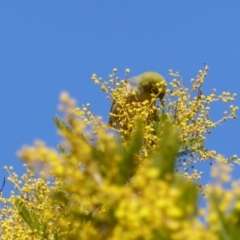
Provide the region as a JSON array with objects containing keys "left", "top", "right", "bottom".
[{"left": 0, "top": 67, "right": 239, "bottom": 239}]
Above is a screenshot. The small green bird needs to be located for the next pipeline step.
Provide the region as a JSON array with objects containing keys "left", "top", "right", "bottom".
[{"left": 108, "top": 72, "right": 167, "bottom": 126}]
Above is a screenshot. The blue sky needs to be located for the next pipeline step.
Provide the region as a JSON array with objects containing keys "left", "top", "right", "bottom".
[{"left": 0, "top": 1, "right": 240, "bottom": 194}]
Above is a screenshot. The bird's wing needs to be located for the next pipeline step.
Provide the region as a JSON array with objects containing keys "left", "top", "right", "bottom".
[{"left": 126, "top": 75, "right": 141, "bottom": 92}]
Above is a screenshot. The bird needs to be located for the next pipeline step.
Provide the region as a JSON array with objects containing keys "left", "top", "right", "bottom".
[{"left": 108, "top": 72, "right": 167, "bottom": 127}]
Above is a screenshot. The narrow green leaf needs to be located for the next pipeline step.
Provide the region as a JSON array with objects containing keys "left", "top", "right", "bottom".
[{"left": 14, "top": 198, "right": 48, "bottom": 238}]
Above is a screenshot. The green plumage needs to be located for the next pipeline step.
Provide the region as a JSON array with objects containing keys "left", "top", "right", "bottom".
[
  {"left": 138, "top": 72, "right": 166, "bottom": 98},
  {"left": 109, "top": 71, "right": 167, "bottom": 126}
]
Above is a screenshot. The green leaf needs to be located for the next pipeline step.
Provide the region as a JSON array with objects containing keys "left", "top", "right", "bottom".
[
  {"left": 177, "top": 146, "right": 193, "bottom": 157},
  {"left": 150, "top": 121, "right": 179, "bottom": 179},
  {"left": 115, "top": 119, "right": 144, "bottom": 184},
  {"left": 14, "top": 198, "right": 48, "bottom": 238},
  {"left": 53, "top": 115, "right": 72, "bottom": 132},
  {"left": 54, "top": 115, "right": 105, "bottom": 162}
]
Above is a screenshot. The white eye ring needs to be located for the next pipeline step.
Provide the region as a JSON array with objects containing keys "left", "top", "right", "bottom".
[{"left": 151, "top": 88, "right": 157, "bottom": 94}]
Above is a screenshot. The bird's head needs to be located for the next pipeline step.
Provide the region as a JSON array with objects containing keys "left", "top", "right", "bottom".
[{"left": 138, "top": 72, "right": 167, "bottom": 101}]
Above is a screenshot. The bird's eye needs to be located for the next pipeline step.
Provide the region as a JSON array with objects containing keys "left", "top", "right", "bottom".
[{"left": 151, "top": 88, "right": 158, "bottom": 94}]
